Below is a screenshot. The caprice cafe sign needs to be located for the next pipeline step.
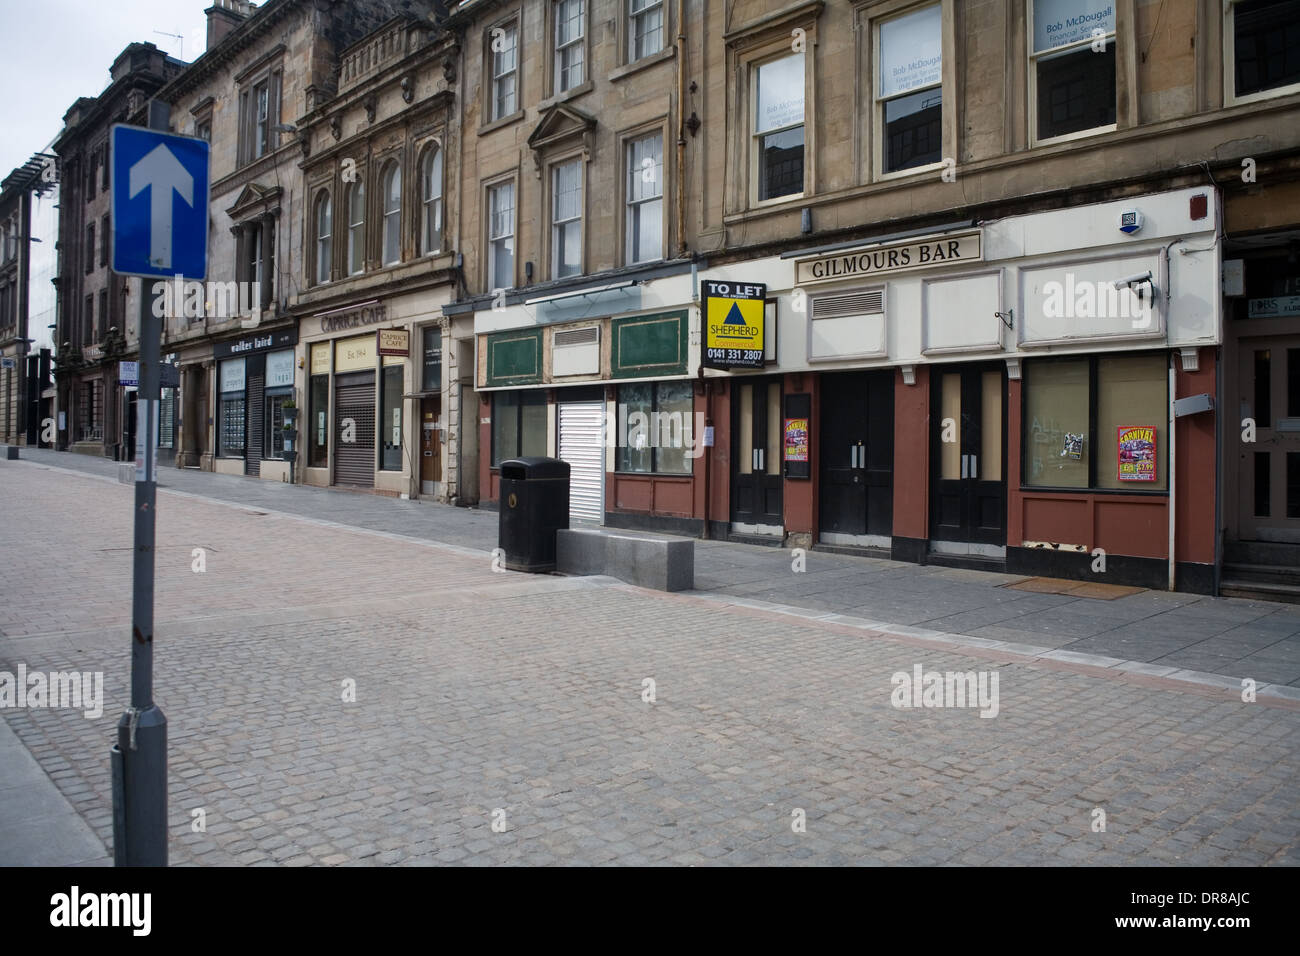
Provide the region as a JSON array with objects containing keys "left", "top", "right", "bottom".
[{"left": 795, "top": 231, "right": 983, "bottom": 285}]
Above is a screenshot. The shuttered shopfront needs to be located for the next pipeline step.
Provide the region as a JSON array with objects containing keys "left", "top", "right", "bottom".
[
  {"left": 559, "top": 399, "right": 605, "bottom": 521},
  {"left": 334, "top": 372, "right": 376, "bottom": 487}
]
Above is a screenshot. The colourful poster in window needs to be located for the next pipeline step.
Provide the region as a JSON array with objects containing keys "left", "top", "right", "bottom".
[
  {"left": 1116, "top": 425, "right": 1156, "bottom": 482},
  {"left": 784, "top": 418, "right": 809, "bottom": 462}
]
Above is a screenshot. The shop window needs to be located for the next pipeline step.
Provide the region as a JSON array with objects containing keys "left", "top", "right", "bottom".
[
  {"left": 422, "top": 326, "right": 442, "bottom": 392},
  {"left": 551, "top": 159, "right": 582, "bottom": 278},
  {"left": 1023, "top": 353, "right": 1167, "bottom": 491},
  {"left": 309, "top": 373, "right": 329, "bottom": 468},
  {"left": 753, "top": 53, "right": 805, "bottom": 202},
  {"left": 877, "top": 5, "right": 943, "bottom": 174},
  {"left": 219, "top": 359, "right": 246, "bottom": 458},
  {"left": 616, "top": 380, "right": 693, "bottom": 475},
  {"left": 1030, "top": 0, "right": 1115, "bottom": 143},
  {"left": 488, "top": 181, "right": 515, "bottom": 291},
  {"left": 626, "top": 132, "right": 664, "bottom": 264},
  {"left": 381, "top": 162, "right": 402, "bottom": 266},
  {"left": 420, "top": 146, "right": 443, "bottom": 255},
  {"left": 380, "top": 364, "right": 404, "bottom": 471},
  {"left": 554, "top": 0, "right": 586, "bottom": 94},
  {"left": 629, "top": 0, "right": 664, "bottom": 62},
  {"left": 1228, "top": 0, "right": 1300, "bottom": 102},
  {"left": 314, "top": 191, "right": 332, "bottom": 285},
  {"left": 489, "top": 19, "right": 519, "bottom": 122},
  {"left": 492, "top": 390, "right": 547, "bottom": 466},
  {"left": 265, "top": 389, "right": 293, "bottom": 459}
]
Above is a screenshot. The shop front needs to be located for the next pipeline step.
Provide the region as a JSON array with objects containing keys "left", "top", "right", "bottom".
[{"left": 212, "top": 328, "right": 297, "bottom": 481}]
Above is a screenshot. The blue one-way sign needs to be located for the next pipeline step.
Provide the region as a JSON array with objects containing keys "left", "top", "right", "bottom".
[{"left": 110, "top": 124, "right": 209, "bottom": 280}]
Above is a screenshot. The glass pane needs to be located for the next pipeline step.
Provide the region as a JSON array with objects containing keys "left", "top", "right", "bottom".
[
  {"left": 738, "top": 384, "right": 754, "bottom": 475},
  {"left": 618, "top": 383, "right": 653, "bottom": 472},
  {"left": 1255, "top": 451, "right": 1271, "bottom": 516},
  {"left": 1024, "top": 359, "right": 1089, "bottom": 487},
  {"left": 981, "top": 370, "right": 1002, "bottom": 481},
  {"left": 422, "top": 327, "right": 442, "bottom": 392},
  {"left": 1289, "top": 348, "right": 1300, "bottom": 417},
  {"left": 1036, "top": 44, "right": 1115, "bottom": 140},
  {"left": 755, "top": 54, "right": 803, "bottom": 133},
  {"left": 493, "top": 392, "right": 519, "bottom": 466},
  {"left": 883, "top": 87, "right": 942, "bottom": 173},
  {"left": 757, "top": 127, "right": 804, "bottom": 201},
  {"left": 1289, "top": 452, "right": 1300, "bottom": 519},
  {"left": 879, "top": 5, "right": 942, "bottom": 97},
  {"left": 940, "top": 372, "right": 962, "bottom": 480},
  {"left": 381, "top": 365, "right": 403, "bottom": 471},
  {"left": 1033, "top": 0, "right": 1116, "bottom": 53},
  {"left": 310, "top": 375, "right": 329, "bottom": 468},
  {"left": 655, "top": 381, "right": 693, "bottom": 475},
  {"left": 1234, "top": 0, "right": 1300, "bottom": 98},
  {"left": 521, "top": 393, "right": 548, "bottom": 458},
  {"left": 1097, "top": 353, "right": 1167, "bottom": 490},
  {"left": 1255, "top": 349, "right": 1273, "bottom": 428},
  {"left": 766, "top": 384, "right": 781, "bottom": 474}
]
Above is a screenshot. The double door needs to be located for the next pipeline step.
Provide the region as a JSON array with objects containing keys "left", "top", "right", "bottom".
[
  {"left": 731, "top": 378, "right": 783, "bottom": 530},
  {"left": 819, "top": 371, "right": 893, "bottom": 540},
  {"left": 1236, "top": 334, "right": 1300, "bottom": 541},
  {"left": 930, "top": 364, "right": 1006, "bottom": 548}
]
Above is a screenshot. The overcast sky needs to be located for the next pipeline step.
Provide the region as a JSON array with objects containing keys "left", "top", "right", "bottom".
[{"left": 0, "top": 0, "right": 209, "bottom": 176}]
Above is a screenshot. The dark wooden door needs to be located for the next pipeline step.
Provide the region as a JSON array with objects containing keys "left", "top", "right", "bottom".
[
  {"left": 930, "top": 364, "right": 1005, "bottom": 545},
  {"left": 819, "top": 371, "right": 894, "bottom": 537},
  {"left": 731, "top": 378, "right": 783, "bottom": 526}
]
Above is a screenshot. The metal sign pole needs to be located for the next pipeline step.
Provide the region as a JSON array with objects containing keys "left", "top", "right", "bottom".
[{"left": 112, "top": 97, "right": 170, "bottom": 867}]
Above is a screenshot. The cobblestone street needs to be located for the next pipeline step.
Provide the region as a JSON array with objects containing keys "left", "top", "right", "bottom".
[{"left": 1, "top": 457, "right": 1298, "bottom": 865}]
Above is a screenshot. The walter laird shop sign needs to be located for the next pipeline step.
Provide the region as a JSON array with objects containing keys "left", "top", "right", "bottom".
[{"left": 797, "top": 231, "right": 982, "bottom": 285}]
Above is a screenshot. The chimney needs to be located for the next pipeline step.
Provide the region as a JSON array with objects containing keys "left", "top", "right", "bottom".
[{"left": 205, "top": 0, "right": 256, "bottom": 52}]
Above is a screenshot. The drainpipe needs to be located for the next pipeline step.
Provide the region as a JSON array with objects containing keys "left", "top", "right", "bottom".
[
  {"left": 1168, "top": 352, "right": 1176, "bottom": 592},
  {"left": 675, "top": 0, "right": 687, "bottom": 258}
]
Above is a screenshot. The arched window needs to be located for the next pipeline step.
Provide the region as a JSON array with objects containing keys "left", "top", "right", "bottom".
[
  {"left": 347, "top": 179, "right": 365, "bottom": 276},
  {"left": 314, "top": 191, "right": 332, "bottom": 284},
  {"left": 382, "top": 163, "right": 402, "bottom": 266},
  {"left": 420, "top": 146, "right": 443, "bottom": 255}
]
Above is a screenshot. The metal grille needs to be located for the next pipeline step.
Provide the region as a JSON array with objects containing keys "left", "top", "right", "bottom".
[
  {"left": 811, "top": 289, "right": 884, "bottom": 320},
  {"left": 558, "top": 401, "right": 604, "bottom": 522},
  {"left": 335, "top": 376, "right": 375, "bottom": 487},
  {"left": 245, "top": 373, "right": 264, "bottom": 476}
]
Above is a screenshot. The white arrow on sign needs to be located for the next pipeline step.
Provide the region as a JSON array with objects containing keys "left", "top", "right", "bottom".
[{"left": 128, "top": 143, "right": 194, "bottom": 270}]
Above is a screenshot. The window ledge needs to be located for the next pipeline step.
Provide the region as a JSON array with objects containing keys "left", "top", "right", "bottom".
[
  {"left": 609, "top": 46, "right": 676, "bottom": 82},
  {"left": 538, "top": 80, "right": 594, "bottom": 112},
  {"left": 479, "top": 109, "right": 526, "bottom": 136}
]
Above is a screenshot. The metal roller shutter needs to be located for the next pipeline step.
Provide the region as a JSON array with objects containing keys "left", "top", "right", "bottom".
[
  {"left": 558, "top": 401, "right": 604, "bottom": 522},
  {"left": 245, "top": 372, "right": 263, "bottom": 477},
  {"left": 334, "top": 373, "right": 375, "bottom": 487}
]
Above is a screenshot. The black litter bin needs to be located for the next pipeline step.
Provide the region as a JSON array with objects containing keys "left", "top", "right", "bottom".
[{"left": 498, "top": 456, "right": 571, "bottom": 572}]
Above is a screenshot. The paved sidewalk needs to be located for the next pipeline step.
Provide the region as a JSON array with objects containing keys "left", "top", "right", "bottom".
[
  {"left": 1, "top": 459, "right": 1297, "bottom": 865},
  {"left": 14, "top": 447, "right": 1300, "bottom": 688}
]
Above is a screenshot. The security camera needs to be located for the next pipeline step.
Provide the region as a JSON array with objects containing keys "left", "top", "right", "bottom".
[{"left": 1112, "top": 271, "right": 1153, "bottom": 289}]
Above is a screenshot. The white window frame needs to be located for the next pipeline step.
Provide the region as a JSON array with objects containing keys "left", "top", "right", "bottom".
[
  {"left": 1225, "top": 0, "right": 1300, "bottom": 106},
  {"left": 628, "top": 0, "right": 665, "bottom": 63},
  {"left": 487, "top": 180, "right": 516, "bottom": 291},
  {"left": 421, "top": 145, "right": 444, "bottom": 255},
  {"left": 315, "top": 191, "right": 332, "bottom": 285},
  {"left": 625, "top": 131, "right": 664, "bottom": 265},
  {"left": 490, "top": 19, "right": 519, "bottom": 122},
  {"left": 1028, "top": 0, "right": 1118, "bottom": 147},
  {"left": 550, "top": 158, "right": 584, "bottom": 278},
  {"left": 554, "top": 0, "right": 586, "bottom": 95},
  {"left": 381, "top": 162, "right": 402, "bottom": 267},
  {"left": 874, "top": 4, "right": 946, "bottom": 181},
  {"left": 347, "top": 179, "right": 366, "bottom": 276},
  {"left": 750, "top": 52, "right": 806, "bottom": 206}
]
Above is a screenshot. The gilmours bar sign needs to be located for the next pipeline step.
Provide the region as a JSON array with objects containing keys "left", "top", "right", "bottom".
[{"left": 796, "top": 231, "right": 982, "bottom": 285}]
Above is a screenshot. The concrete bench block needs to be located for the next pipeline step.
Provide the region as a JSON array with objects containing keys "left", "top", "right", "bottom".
[
  {"left": 557, "top": 528, "right": 693, "bottom": 592},
  {"left": 117, "top": 463, "right": 134, "bottom": 484},
  {"left": 3, "top": 445, "right": 18, "bottom": 460}
]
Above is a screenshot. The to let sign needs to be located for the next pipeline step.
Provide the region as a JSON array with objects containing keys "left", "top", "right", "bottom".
[{"left": 703, "top": 280, "right": 766, "bottom": 370}]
